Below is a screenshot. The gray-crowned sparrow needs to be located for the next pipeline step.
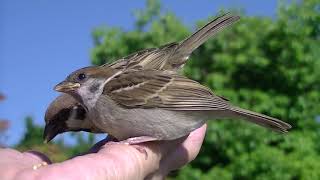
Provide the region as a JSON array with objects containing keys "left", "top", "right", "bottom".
[{"left": 46, "top": 13, "right": 291, "bottom": 144}]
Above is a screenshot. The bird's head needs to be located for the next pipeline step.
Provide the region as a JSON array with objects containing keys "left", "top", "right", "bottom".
[
  {"left": 43, "top": 94, "right": 90, "bottom": 143},
  {"left": 54, "top": 66, "right": 117, "bottom": 110}
]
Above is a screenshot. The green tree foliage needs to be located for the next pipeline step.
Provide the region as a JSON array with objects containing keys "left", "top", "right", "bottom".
[
  {"left": 91, "top": 0, "right": 320, "bottom": 179},
  {"left": 16, "top": 117, "right": 44, "bottom": 148}
]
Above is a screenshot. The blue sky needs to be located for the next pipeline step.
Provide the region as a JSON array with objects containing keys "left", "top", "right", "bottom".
[{"left": 0, "top": 0, "right": 277, "bottom": 146}]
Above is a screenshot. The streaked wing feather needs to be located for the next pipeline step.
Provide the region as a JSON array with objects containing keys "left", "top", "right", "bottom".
[
  {"left": 102, "top": 43, "right": 178, "bottom": 70},
  {"left": 126, "top": 43, "right": 179, "bottom": 70},
  {"left": 104, "top": 70, "right": 230, "bottom": 111},
  {"left": 103, "top": 13, "right": 239, "bottom": 71}
]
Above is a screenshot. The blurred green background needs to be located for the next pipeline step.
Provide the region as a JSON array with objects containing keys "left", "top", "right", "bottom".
[{"left": 1, "top": 0, "right": 320, "bottom": 179}]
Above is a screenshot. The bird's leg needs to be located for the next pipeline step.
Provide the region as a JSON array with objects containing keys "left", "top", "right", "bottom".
[
  {"left": 106, "top": 135, "right": 118, "bottom": 142},
  {"left": 106, "top": 136, "right": 158, "bottom": 145},
  {"left": 125, "top": 136, "right": 158, "bottom": 159},
  {"left": 87, "top": 135, "right": 119, "bottom": 153},
  {"left": 121, "top": 136, "right": 158, "bottom": 145},
  {"left": 106, "top": 136, "right": 158, "bottom": 158}
]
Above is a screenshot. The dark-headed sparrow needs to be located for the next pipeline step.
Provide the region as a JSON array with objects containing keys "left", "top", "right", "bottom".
[
  {"left": 44, "top": 94, "right": 102, "bottom": 142},
  {"left": 46, "top": 13, "right": 291, "bottom": 144}
]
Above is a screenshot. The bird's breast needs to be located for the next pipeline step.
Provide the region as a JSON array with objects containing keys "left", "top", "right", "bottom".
[{"left": 89, "top": 95, "right": 208, "bottom": 141}]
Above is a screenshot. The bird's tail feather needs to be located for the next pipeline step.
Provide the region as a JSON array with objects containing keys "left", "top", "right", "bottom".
[
  {"left": 171, "top": 13, "right": 240, "bottom": 63},
  {"left": 229, "top": 106, "right": 292, "bottom": 133}
]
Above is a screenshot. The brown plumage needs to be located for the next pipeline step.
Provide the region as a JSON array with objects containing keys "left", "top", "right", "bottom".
[
  {"left": 103, "top": 69, "right": 291, "bottom": 133},
  {"left": 45, "top": 13, "right": 241, "bottom": 142},
  {"left": 53, "top": 65, "right": 291, "bottom": 142},
  {"left": 45, "top": 13, "right": 291, "bottom": 144},
  {"left": 105, "top": 12, "right": 240, "bottom": 71}
]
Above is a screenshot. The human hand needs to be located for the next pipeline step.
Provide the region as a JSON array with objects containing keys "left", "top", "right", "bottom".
[{"left": 0, "top": 124, "right": 206, "bottom": 180}]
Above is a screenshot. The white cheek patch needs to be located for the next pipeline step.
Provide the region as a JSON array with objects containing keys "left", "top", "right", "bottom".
[
  {"left": 78, "top": 78, "right": 106, "bottom": 110},
  {"left": 77, "top": 70, "right": 123, "bottom": 110}
]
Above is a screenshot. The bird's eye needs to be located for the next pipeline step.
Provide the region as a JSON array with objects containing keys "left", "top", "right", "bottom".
[{"left": 78, "top": 73, "right": 86, "bottom": 81}]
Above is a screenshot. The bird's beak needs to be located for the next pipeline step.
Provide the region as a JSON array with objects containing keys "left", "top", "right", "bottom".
[
  {"left": 43, "top": 122, "right": 60, "bottom": 143},
  {"left": 54, "top": 81, "right": 80, "bottom": 92}
]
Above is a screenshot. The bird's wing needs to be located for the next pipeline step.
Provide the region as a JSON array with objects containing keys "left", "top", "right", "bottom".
[
  {"left": 103, "top": 69, "right": 230, "bottom": 111},
  {"left": 104, "top": 43, "right": 179, "bottom": 70},
  {"left": 103, "top": 13, "right": 240, "bottom": 71}
]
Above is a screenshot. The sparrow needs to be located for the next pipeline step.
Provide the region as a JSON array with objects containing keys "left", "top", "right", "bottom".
[
  {"left": 44, "top": 94, "right": 103, "bottom": 143},
  {"left": 54, "top": 67, "right": 291, "bottom": 144},
  {"left": 47, "top": 13, "right": 292, "bottom": 144},
  {"left": 44, "top": 13, "right": 243, "bottom": 142}
]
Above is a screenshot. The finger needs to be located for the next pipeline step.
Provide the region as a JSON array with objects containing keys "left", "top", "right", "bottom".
[
  {"left": 0, "top": 148, "right": 50, "bottom": 165},
  {"left": 166, "top": 124, "right": 207, "bottom": 170},
  {"left": 96, "top": 139, "right": 185, "bottom": 179},
  {"left": 28, "top": 126, "right": 206, "bottom": 180},
  {"left": 0, "top": 149, "right": 51, "bottom": 180},
  {"left": 94, "top": 126, "right": 206, "bottom": 179},
  {"left": 29, "top": 137, "right": 185, "bottom": 180},
  {"left": 23, "top": 151, "right": 52, "bottom": 164},
  {"left": 146, "top": 124, "right": 207, "bottom": 179}
]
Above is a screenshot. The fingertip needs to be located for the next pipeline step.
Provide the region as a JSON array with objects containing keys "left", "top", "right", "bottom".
[
  {"left": 183, "top": 124, "right": 207, "bottom": 160},
  {"left": 79, "top": 125, "right": 207, "bottom": 179},
  {"left": 95, "top": 142, "right": 163, "bottom": 178},
  {"left": 156, "top": 124, "right": 207, "bottom": 174},
  {"left": 189, "top": 124, "right": 207, "bottom": 141}
]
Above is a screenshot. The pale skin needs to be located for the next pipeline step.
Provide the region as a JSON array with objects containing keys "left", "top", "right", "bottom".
[{"left": 0, "top": 124, "right": 206, "bottom": 180}]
